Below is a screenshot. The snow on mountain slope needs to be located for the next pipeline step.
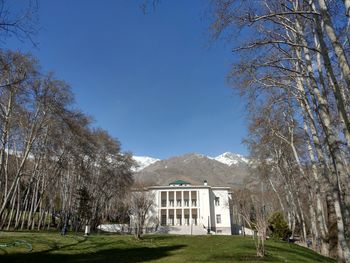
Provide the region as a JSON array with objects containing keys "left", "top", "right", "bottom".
[
  {"left": 134, "top": 152, "right": 253, "bottom": 188},
  {"left": 132, "top": 152, "right": 248, "bottom": 172},
  {"left": 132, "top": 156, "right": 160, "bottom": 172},
  {"left": 213, "top": 152, "right": 249, "bottom": 166}
]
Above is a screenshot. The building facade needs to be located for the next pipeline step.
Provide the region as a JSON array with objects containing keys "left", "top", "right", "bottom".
[{"left": 145, "top": 180, "right": 232, "bottom": 235}]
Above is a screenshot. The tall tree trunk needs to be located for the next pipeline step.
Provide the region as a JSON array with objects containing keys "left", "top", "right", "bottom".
[
  {"left": 312, "top": 6, "right": 350, "bottom": 146},
  {"left": 303, "top": 120, "right": 329, "bottom": 254},
  {"left": 14, "top": 184, "right": 21, "bottom": 230},
  {"left": 294, "top": 19, "right": 350, "bottom": 259},
  {"left": 5, "top": 180, "right": 18, "bottom": 230},
  {"left": 327, "top": 193, "right": 339, "bottom": 259},
  {"left": 27, "top": 180, "right": 38, "bottom": 230},
  {"left": 268, "top": 177, "right": 285, "bottom": 211},
  {"left": 343, "top": 0, "right": 350, "bottom": 16},
  {"left": 0, "top": 88, "right": 14, "bottom": 203},
  {"left": 317, "top": 0, "right": 350, "bottom": 91}
]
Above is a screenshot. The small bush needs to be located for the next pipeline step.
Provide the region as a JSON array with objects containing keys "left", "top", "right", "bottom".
[{"left": 268, "top": 211, "right": 291, "bottom": 239}]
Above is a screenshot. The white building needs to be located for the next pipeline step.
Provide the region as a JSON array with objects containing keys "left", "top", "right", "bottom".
[{"left": 143, "top": 180, "right": 233, "bottom": 235}]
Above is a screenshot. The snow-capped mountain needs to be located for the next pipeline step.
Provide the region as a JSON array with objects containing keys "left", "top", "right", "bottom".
[
  {"left": 134, "top": 152, "right": 255, "bottom": 189},
  {"left": 212, "top": 152, "right": 249, "bottom": 166},
  {"left": 132, "top": 156, "right": 160, "bottom": 172},
  {"left": 132, "top": 152, "right": 248, "bottom": 172}
]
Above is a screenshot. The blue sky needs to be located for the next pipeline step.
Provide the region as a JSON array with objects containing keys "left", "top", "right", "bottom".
[{"left": 8, "top": 0, "right": 247, "bottom": 159}]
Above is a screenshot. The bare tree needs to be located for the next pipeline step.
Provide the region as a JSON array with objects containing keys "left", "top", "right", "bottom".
[
  {"left": 209, "top": 1, "right": 350, "bottom": 260},
  {"left": 236, "top": 188, "right": 270, "bottom": 257},
  {"left": 0, "top": 51, "right": 134, "bottom": 233},
  {"left": 128, "top": 182, "right": 155, "bottom": 239},
  {"left": 0, "top": 0, "right": 38, "bottom": 46}
]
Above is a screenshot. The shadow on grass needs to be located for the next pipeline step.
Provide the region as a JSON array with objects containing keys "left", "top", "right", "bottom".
[
  {"left": 0, "top": 244, "right": 186, "bottom": 263},
  {"left": 207, "top": 240, "right": 335, "bottom": 263},
  {"left": 142, "top": 235, "right": 180, "bottom": 241},
  {"left": 266, "top": 242, "right": 335, "bottom": 262},
  {"left": 42, "top": 236, "right": 88, "bottom": 253},
  {"left": 208, "top": 254, "right": 279, "bottom": 262}
]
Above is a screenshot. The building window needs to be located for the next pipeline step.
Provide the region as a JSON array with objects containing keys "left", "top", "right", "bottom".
[
  {"left": 161, "top": 215, "right": 166, "bottom": 226},
  {"left": 184, "top": 215, "right": 189, "bottom": 225},
  {"left": 215, "top": 197, "right": 220, "bottom": 206},
  {"left": 216, "top": 214, "right": 221, "bottom": 224},
  {"left": 169, "top": 216, "right": 174, "bottom": 226},
  {"left": 176, "top": 215, "right": 182, "bottom": 225}
]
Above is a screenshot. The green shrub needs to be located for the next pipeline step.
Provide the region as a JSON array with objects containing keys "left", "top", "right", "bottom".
[{"left": 268, "top": 211, "right": 291, "bottom": 239}]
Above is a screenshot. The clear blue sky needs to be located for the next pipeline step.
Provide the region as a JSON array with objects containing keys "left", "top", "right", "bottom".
[{"left": 8, "top": 0, "right": 247, "bottom": 159}]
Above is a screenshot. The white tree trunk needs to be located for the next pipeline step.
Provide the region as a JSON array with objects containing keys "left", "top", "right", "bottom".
[{"left": 317, "top": 0, "right": 350, "bottom": 91}]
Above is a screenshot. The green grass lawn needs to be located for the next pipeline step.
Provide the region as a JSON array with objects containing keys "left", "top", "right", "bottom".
[{"left": 0, "top": 231, "right": 334, "bottom": 263}]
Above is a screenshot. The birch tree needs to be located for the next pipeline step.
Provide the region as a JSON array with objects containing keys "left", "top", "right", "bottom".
[{"left": 210, "top": 0, "right": 350, "bottom": 260}]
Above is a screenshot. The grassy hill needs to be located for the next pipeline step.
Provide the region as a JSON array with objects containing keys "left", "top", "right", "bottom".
[{"left": 0, "top": 232, "right": 334, "bottom": 263}]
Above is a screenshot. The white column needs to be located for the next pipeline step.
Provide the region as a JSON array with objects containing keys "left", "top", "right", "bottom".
[
  {"left": 183, "top": 191, "right": 185, "bottom": 207},
  {"left": 196, "top": 190, "right": 199, "bottom": 207},
  {"left": 166, "top": 191, "right": 169, "bottom": 225},
  {"left": 181, "top": 191, "right": 184, "bottom": 226},
  {"left": 166, "top": 208, "right": 169, "bottom": 226},
  {"left": 158, "top": 192, "right": 161, "bottom": 224},
  {"left": 166, "top": 191, "right": 169, "bottom": 207},
  {"left": 197, "top": 191, "right": 201, "bottom": 225},
  {"left": 190, "top": 208, "right": 192, "bottom": 225},
  {"left": 189, "top": 191, "right": 192, "bottom": 208}
]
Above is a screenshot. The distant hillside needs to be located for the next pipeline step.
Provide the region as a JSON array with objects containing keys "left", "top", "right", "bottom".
[
  {"left": 133, "top": 152, "right": 257, "bottom": 189},
  {"left": 132, "top": 156, "right": 160, "bottom": 172}
]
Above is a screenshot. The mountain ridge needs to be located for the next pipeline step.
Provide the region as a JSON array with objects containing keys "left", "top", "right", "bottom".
[
  {"left": 132, "top": 152, "right": 256, "bottom": 189},
  {"left": 132, "top": 152, "right": 248, "bottom": 172}
]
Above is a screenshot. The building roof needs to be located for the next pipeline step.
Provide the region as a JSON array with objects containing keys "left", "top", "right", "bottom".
[
  {"left": 147, "top": 185, "right": 230, "bottom": 190},
  {"left": 169, "top": 180, "right": 191, "bottom": 186}
]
